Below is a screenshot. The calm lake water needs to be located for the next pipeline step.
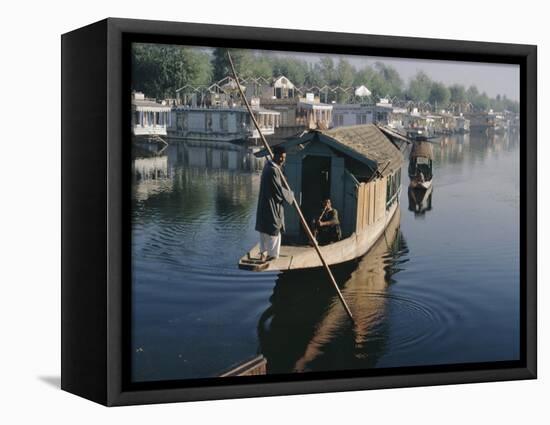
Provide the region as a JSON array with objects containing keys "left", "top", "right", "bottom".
[{"left": 131, "top": 132, "right": 520, "bottom": 382}]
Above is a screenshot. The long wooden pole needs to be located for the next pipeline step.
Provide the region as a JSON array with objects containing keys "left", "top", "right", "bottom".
[{"left": 227, "top": 52, "right": 354, "bottom": 321}]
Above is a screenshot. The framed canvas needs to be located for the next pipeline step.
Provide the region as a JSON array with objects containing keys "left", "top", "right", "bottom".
[{"left": 61, "top": 18, "right": 537, "bottom": 406}]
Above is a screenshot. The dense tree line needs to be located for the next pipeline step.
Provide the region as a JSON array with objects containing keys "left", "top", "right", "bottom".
[
  {"left": 132, "top": 44, "right": 519, "bottom": 113},
  {"left": 132, "top": 44, "right": 212, "bottom": 100}
]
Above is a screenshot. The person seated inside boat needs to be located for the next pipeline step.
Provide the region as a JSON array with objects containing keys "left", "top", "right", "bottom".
[
  {"left": 312, "top": 198, "right": 342, "bottom": 245},
  {"left": 255, "top": 145, "right": 294, "bottom": 262}
]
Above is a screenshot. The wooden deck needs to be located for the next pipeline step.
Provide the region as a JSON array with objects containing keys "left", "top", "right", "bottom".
[{"left": 239, "top": 201, "right": 399, "bottom": 272}]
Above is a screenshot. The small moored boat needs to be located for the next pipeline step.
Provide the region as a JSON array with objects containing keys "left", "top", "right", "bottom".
[
  {"left": 239, "top": 124, "right": 403, "bottom": 272},
  {"left": 408, "top": 141, "right": 434, "bottom": 190}
]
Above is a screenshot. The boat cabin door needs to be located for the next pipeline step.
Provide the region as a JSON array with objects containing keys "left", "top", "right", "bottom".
[{"left": 301, "top": 155, "right": 332, "bottom": 227}]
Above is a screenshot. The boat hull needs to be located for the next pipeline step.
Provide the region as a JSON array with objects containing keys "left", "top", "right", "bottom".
[{"left": 239, "top": 201, "right": 400, "bottom": 272}]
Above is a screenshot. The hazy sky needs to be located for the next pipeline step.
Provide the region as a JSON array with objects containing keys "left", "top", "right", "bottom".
[{"left": 252, "top": 49, "right": 520, "bottom": 101}]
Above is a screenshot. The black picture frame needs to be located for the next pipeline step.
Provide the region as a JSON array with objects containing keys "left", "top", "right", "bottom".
[{"left": 61, "top": 17, "right": 537, "bottom": 406}]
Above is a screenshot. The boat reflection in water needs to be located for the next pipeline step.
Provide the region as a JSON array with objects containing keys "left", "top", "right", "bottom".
[
  {"left": 132, "top": 152, "right": 173, "bottom": 202},
  {"left": 408, "top": 185, "right": 433, "bottom": 217},
  {"left": 258, "top": 208, "right": 408, "bottom": 374}
]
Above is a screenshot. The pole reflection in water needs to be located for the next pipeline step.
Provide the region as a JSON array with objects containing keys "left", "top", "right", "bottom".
[{"left": 259, "top": 209, "right": 408, "bottom": 374}]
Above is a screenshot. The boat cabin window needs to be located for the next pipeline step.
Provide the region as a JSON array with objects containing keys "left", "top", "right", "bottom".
[{"left": 386, "top": 168, "right": 401, "bottom": 207}]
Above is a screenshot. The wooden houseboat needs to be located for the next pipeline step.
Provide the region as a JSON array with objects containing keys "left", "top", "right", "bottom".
[
  {"left": 403, "top": 109, "right": 434, "bottom": 136},
  {"left": 131, "top": 92, "right": 172, "bottom": 142},
  {"left": 332, "top": 103, "right": 373, "bottom": 128},
  {"left": 260, "top": 94, "right": 333, "bottom": 142},
  {"left": 239, "top": 124, "right": 403, "bottom": 271},
  {"left": 466, "top": 111, "right": 505, "bottom": 134},
  {"left": 332, "top": 101, "right": 407, "bottom": 131},
  {"left": 168, "top": 103, "right": 280, "bottom": 143},
  {"left": 455, "top": 115, "right": 470, "bottom": 134},
  {"left": 430, "top": 113, "right": 457, "bottom": 135},
  {"left": 408, "top": 141, "right": 434, "bottom": 190}
]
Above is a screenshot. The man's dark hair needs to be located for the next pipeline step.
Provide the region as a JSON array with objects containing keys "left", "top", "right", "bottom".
[{"left": 272, "top": 145, "right": 286, "bottom": 156}]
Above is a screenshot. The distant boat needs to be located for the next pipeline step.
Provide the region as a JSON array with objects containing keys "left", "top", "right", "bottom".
[
  {"left": 408, "top": 141, "right": 434, "bottom": 190},
  {"left": 239, "top": 124, "right": 404, "bottom": 272}
]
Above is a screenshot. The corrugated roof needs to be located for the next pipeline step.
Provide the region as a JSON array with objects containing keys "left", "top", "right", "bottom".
[
  {"left": 318, "top": 124, "right": 404, "bottom": 176},
  {"left": 132, "top": 99, "right": 171, "bottom": 112}
]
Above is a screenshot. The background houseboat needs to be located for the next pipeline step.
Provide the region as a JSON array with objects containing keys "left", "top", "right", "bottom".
[
  {"left": 132, "top": 92, "right": 172, "bottom": 143},
  {"left": 239, "top": 124, "right": 403, "bottom": 271},
  {"left": 261, "top": 93, "right": 333, "bottom": 143},
  {"left": 466, "top": 111, "right": 505, "bottom": 135},
  {"left": 332, "top": 103, "right": 373, "bottom": 128},
  {"left": 168, "top": 102, "right": 280, "bottom": 143},
  {"left": 455, "top": 115, "right": 470, "bottom": 134}
]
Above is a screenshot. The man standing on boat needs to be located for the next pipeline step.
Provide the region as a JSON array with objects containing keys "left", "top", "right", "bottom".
[{"left": 255, "top": 145, "right": 294, "bottom": 261}]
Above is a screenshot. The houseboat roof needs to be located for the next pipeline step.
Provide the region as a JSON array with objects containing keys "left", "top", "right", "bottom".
[
  {"left": 318, "top": 124, "right": 404, "bottom": 176},
  {"left": 132, "top": 98, "right": 172, "bottom": 112},
  {"left": 173, "top": 106, "right": 279, "bottom": 115},
  {"left": 273, "top": 75, "right": 295, "bottom": 89},
  {"left": 298, "top": 100, "right": 333, "bottom": 110},
  {"left": 257, "top": 124, "right": 403, "bottom": 177}
]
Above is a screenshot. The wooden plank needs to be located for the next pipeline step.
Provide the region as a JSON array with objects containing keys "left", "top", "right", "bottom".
[
  {"left": 369, "top": 181, "right": 375, "bottom": 225},
  {"left": 356, "top": 183, "right": 364, "bottom": 232},
  {"left": 363, "top": 184, "right": 368, "bottom": 229},
  {"left": 220, "top": 355, "right": 267, "bottom": 377}
]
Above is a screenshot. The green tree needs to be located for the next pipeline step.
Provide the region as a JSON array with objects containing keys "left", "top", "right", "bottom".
[
  {"left": 249, "top": 56, "right": 273, "bottom": 80},
  {"left": 466, "top": 85, "right": 479, "bottom": 103},
  {"left": 374, "top": 62, "right": 403, "bottom": 97},
  {"left": 473, "top": 91, "right": 490, "bottom": 111},
  {"left": 449, "top": 84, "right": 467, "bottom": 104},
  {"left": 335, "top": 59, "right": 355, "bottom": 102},
  {"left": 211, "top": 48, "right": 254, "bottom": 81},
  {"left": 353, "top": 66, "right": 381, "bottom": 97},
  {"left": 317, "top": 56, "right": 337, "bottom": 85},
  {"left": 270, "top": 57, "right": 309, "bottom": 86},
  {"left": 429, "top": 82, "right": 451, "bottom": 109},
  {"left": 132, "top": 43, "right": 212, "bottom": 99},
  {"left": 304, "top": 62, "right": 325, "bottom": 87},
  {"left": 407, "top": 71, "right": 432, "bottom": 102}
]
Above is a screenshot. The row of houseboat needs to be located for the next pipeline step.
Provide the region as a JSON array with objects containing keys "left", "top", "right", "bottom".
[{"left": 131, "top": 75, "right": 519, "bottom": 145}]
